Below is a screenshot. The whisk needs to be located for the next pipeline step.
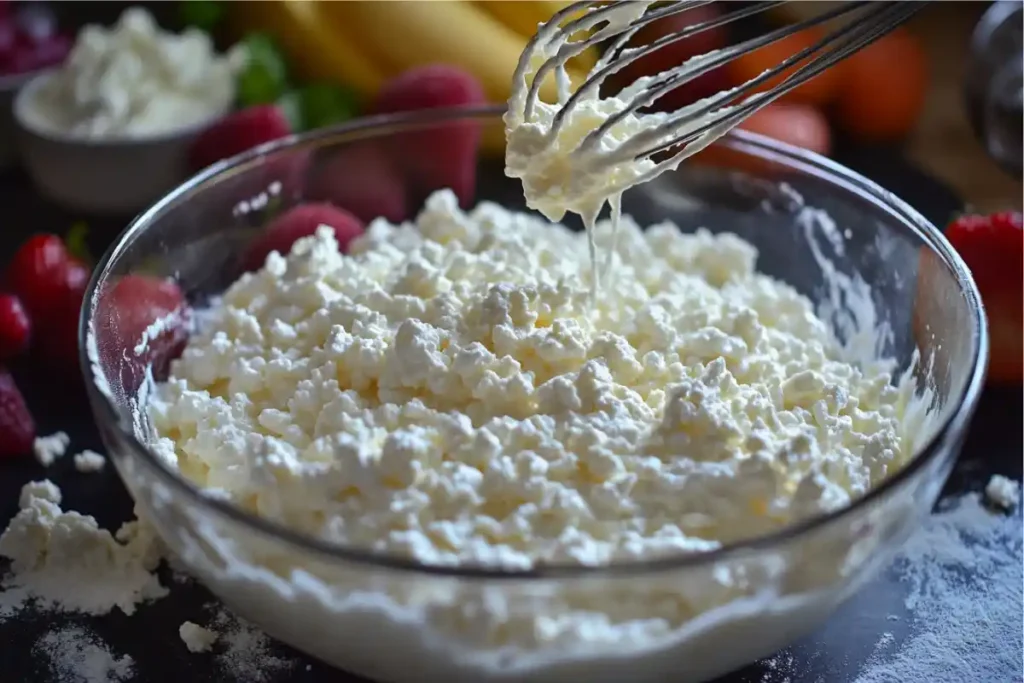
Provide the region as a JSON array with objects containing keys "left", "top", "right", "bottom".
[{"left": 513, "top": 1, "right": 929, "bottom": 165}]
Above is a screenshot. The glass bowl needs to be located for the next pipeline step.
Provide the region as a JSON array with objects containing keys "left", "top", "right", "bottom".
[{"left": 79, "top": 106, "right": 987, "bottom": 683}]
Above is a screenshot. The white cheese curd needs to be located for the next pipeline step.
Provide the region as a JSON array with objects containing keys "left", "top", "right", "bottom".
[
  {"left": 984, "top": 474, "right": 1019, "bottom": 510},
  {"left": 20, "top": 7, "right": 244, "bottom": 139},
  {"left": 73, "top": 450, "right": 107, "bottom": 473},
  {"left": 178, "top": 621, "right": 217, "bottom": 653},
  {"left": 148, "top": 190, "right": 922, "bottom": 571},
  {"left": 32, "top": 431, "right": 70, "bottom": 466},
  {"left": 505, "top": 1, "right": 743, "bottom": 229}
]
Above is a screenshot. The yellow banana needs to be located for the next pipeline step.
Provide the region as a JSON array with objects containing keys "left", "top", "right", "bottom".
[
  {"left": 228, "top": 0, "right": 386, "bottom": 95},
  {"left": 322, "top": 0, "right": 565, "bottom": 104},
  {"left": 476, "top": 1, "right": 599, "bottom": 74}
]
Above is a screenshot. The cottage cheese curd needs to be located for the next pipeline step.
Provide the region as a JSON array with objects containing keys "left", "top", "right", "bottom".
[
  {"left": 148, "top": 190, "right": 921, "bottom": 570},
  {"left": 20, "top": 7, "right": 244, "bottom": 139},
  {"left": 505, "top": 1, "right": 741, "bottom": 229}
]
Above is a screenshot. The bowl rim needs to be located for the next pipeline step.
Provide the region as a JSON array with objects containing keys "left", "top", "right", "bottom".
[
  {"left": 79, "top": 104, "right": 989, "bottom": 580},
  {"left": 13, "top": 70, "right": 228, "bottom": 146}
]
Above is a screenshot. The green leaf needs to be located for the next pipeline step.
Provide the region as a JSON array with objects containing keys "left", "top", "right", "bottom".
[
  {"left": 179, "top": 0, "right": 225, "bottom": 33},
  {"left": 65, "top": 222, "right": 92, "bottom": 265},
  {"left": 278, "top": 83, "right": 360, "bottom": 133},
  {"left": 236, "top": 33, "right": 290, "bottom": 107},
  {"left": 297, "top": 83, "right": 360, "bottom": 131}
]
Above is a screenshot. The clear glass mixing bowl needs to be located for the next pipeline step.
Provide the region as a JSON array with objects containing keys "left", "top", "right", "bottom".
[{"left": 79, "top": 106, "right": 987, "bottom": 683}]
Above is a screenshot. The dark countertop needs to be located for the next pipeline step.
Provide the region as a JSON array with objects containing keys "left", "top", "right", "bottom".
[{"left": 0, "top": 154, "right": 1020, "bottom": 683}]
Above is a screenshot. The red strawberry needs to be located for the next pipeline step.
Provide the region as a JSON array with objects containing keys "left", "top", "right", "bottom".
[
  {"left": 35, "top": 263, "right": 89, "bottom": 372},
  {"left": 0, "top": 366, "right": 34, "bottom": 457},
  {"left": 189, "top": 105, "right": 292, "bottom": 172},
  {"left": 6, "top": 233, "right": 80, "bottom": 322},
  {"left": 370, "top": 65, "right": 485, "bottom": 207},
  {"left": 243, "top": 203, "right": 365, "bottom": 272},
  {"left": 0, "top": 293, "right": 30, "bottom": 359},
  {"left": 307, "top": 141, "right": 407, "bottom": 224},
  {"left": 97, "top": 275, "right": 190, "bottom": 392},
  {"left": 945, "top": 211, "right": 1023, "bottom": 384}
]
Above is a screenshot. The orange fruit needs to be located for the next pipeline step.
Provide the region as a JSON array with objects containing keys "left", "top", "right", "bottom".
[
  {"left": 833, "top": 28, "right": 928, "bottom": 143},
  {"left": 727, "top": 27, "right": 844, "bottom": 106}
]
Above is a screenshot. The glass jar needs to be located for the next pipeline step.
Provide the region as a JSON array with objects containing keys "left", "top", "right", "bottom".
[{"left": 964, "top": 0, "right": 1023, "bottom": 178}]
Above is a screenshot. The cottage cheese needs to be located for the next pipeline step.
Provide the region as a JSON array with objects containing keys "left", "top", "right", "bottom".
[
  {"left": 19, "top": 7, "right": 244, "bottom": 139},
  {"left": 0, "top": 480, "right": 165, "bottom": 615},
  {"left": 32, "top": 431, "right": 70, "bottom": 467},
  {"left": 73, "top": 450, "right": 107, "bottom": 473},
  {"left": 179, "top": 621, "right": 218, "bottom": 653},
  {"left": 984, "top": 474, "right": 1019, "bottom": 510},
  {"left": 505, "top": 0, "right": 742, "bottom": 231},
  {"left": 148, "top": 190, "right": 921, "bottom": 571}
]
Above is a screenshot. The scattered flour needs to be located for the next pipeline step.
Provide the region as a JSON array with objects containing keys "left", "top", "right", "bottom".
[
  {"left": 73, "top": 450, "right": 107, "bottom": 473},
  {"left": 33, "top": 625, "right": 135, "bottom": 683},
  {"left": 209, "top": 607, "right": 297, "bottom": 682},
  {"left": 759, "top": 485, "right": 1023, "bottom": 683},
  {"left": 32, "top": 432, "right": 70, "bottom": 467},
  {"left": 852, "top": 489, "right": 1023, "bottom": 683}
]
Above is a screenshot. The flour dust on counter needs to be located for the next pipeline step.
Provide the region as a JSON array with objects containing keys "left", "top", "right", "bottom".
[
  {"left": 759, "top": 485, "right": 1023, "bottom": 683},
  {"left": 33, "top": 625, "right": 135, "bottom": 683},
  {"left": 207, "top": 606, "right": 300, "bottom": 682}
]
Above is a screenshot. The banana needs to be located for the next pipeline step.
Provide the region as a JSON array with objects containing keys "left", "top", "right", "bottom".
[
  {"left": 228, "top": 0, "right": 386, "bottom": 95},
  {"left": 322, "top": 0, "right": 566, "bottom": 104},
  {"left": 476, "top": 1, "right": 599, "bottom": 74}
]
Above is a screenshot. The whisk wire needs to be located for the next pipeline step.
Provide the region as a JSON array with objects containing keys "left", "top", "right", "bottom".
[
  {"left": 578, "top": 1, "right": 877, "bottom": 150},
  {"left": 558, "top": 0, "right": 792, "bottom": 134},
  {"left": 515, "top": 0, "right": 929, "bottom": 168},
  {"left": 642, "top": 0, "right": 925, "bottom": 158}
]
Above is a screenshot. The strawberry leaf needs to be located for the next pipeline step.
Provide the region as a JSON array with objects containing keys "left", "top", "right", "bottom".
[{"left": 65, "top": 222, "right": 92, "bottom": 265}]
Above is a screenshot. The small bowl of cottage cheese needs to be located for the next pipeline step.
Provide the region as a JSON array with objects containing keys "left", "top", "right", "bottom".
[
  {"left": 77, "top": 107, "right": 987, "bottom": 683},
  {"left": 12, "top": 7, "right": 244, "bottom": 215}
]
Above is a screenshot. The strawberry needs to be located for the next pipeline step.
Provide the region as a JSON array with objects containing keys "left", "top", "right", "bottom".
[
  {"left": 307, "top": 141, "right": 407, "bottom": 225},
  {"left": 188, "top": 104, "right": 292, "bottom": 172},
  {"left": 96, "top": 275, "right": 190, "bottom": 392},
  {"left": 0, "top": 366, "right": 34, "bottom": 457},
  {"left": 370, "top": 65, "right": 485, "bottom": 207},
  {"left": 6, "top": 233, "right": 72, "bottom": 320},
  {"left": 35, "top": 265, "right": 89, "bottom": 373},
  {"left": 945, "top": 211, "right": 1023, "bottom": 384},
  {"left": 0, "top": 293, "right": 30, "bottom": 360},
  {"left": 243, "top": 202, "right": 365, "bottom": 272}
]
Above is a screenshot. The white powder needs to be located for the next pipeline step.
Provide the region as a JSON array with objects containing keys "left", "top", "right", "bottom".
[
  {"left": 33, "top": 625, "right": 135, "bottom": 683},
  {"left": 209, "top": 607, "right": 297, "bottom": 681},
  {"left": 760, "top": 486, "right": 1023, "bottom": 683},
  {"left": 852, "top": 490, "right": 1023, "bottom": 683}
]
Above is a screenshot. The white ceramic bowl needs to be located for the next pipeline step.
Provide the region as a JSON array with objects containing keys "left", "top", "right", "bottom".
[
  {"left": 0, "top": 67, "right": 49, "bottom": 168},
  {"left": 13, "top": 71, "right": 228, "bottom": 216}
]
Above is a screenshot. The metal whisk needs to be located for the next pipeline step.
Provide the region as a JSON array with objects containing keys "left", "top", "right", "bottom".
[{"left": 514, "top": 1, "right": 929, "bottom": 164}]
